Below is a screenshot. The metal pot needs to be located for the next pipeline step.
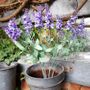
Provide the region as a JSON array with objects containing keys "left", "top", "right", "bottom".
[
  {"left": 0, "top": 62, "right": 17, "bottom": 90},
  {"left": 25, "top": 62, "right": 65, "bottom": 90}
]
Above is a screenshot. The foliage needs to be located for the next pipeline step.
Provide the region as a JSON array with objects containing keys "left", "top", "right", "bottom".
[
  {"left": 0, "top": 30, "right": 21, "bottom": 64},
  {"left": 2, "top": 6, "right": 87, "bottom": 64}
]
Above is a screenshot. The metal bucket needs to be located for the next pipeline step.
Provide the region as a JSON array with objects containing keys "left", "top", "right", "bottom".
[
  {"left": 25, "top": 62, "right": 65, "bottom": 90},
  {"left": 0, "top": 62, "right": 17, "bottom": 90}
]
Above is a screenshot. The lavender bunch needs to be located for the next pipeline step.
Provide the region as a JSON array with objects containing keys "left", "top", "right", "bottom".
[
  {"left": 3, "top": 18, "right": 21, "bottom": 41},
  {"left": 2, "top": 7, "right": 86, "bottom": 63},
  {"left": 22, "top": 9, "right": 33, "bottom": 33}
]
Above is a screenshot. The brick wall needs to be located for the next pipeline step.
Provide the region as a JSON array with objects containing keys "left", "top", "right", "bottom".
[
  {"left": 21, "top": 80, "right": 90, "bottom": 90},
  {"left": 0, "top": 0, "right": 6, "bottom": 4}
]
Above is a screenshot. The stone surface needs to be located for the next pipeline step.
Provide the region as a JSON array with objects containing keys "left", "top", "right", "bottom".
[
  {"left": 50, "top": 0, "right": 76, "bottom": 17},
  {"left": 78, "top": 0, "right": 90, "bottom": 16},
  {"left": 50, "top": 0, "right": 90, "bottom": 17}
]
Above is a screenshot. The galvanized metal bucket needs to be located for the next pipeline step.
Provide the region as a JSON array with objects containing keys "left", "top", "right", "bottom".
[
  {"left": 25, "top": 62, "right": 65, "bottom": 90},
  {"left": 0, "top": 62, "right": 17, "bottom": 90}
]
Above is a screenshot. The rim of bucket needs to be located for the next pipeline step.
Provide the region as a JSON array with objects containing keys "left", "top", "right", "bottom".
[
  {"left": 27, "top": 75, "right": 65, "bottom": 88},
  {"left": 0, "top": 62, "right": 18, "bottom": 71},
  {"left": 25, "top": 62, "right": 64, "bottom": 80}
]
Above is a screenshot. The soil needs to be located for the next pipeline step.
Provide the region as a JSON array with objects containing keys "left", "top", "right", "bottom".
[{"left": 28, "top": 69, "right": 59, "bottom": 78}]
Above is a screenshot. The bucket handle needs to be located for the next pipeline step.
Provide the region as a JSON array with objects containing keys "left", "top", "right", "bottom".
[{"left": 64, "top": 66, "right": 73, "bottom": 73}]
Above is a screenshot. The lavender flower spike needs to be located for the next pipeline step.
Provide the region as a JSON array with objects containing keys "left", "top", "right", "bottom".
[
  {"left": 4, "top": 18, "right": 21, "bottom": 41},
  {"left": 22, "top": 9, "right": 33, "bottom": 33},
  {"left": 56, "top": 16, "right": 63, "bottom": 30},
  {"left": 45, "top": 11, "right": 53, "bottom": 29},
  {"left": 65, "top": 15, "right": 78, "bottom": 30},
  {"left": 76, "top": 19, "right": 85, "bottom": 36},
  {"left": 34, "top": 10, "right": 43, "bottom": 28}
]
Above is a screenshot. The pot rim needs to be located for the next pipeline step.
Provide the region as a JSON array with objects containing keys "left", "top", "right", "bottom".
[
  {"left": 0, "top": 62, "right": 18, "bottom": 71},
  {"left": 27, "top": 76, "right": 65, "bottom": 88},
  {"left": 25, "top": 62, "right": 64, "bottom": 80}
]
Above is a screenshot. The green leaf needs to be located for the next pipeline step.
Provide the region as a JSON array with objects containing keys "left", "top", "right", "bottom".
[
  {"left": 35, "top": 39, "right": 39, "bottom": 45},
  {"left": 34, "top": 39, "right": 42, "bottom": 50},
  {"left": 13, "top": 41, "right": 25, "bottom": 51},
  {"left": 57, "top": 45, "right": 63, "bottom": 50},
  {"left": 45, "top": 48, "right": 53, "bottom": 52},
  {"left": 39, "top": 55, "right": 50, "bottom": 63},
  {"left": 34, "top": 45, "right": 42, "bottom": 50},
  {"left": 26, "top": 37, "right": 32, "bottom": 44},
  {"left": 61, "top": 48, "right": 70, "bottom": 56},
  {"left": 33, "top": 49, "right": 38, "bottom": 58},
  {"left": 40, "top": 51, "right": 45, "bottom": 57}
]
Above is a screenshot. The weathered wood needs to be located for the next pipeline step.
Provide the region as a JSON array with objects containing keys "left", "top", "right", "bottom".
[{"left": 0, "top": 0, "right": 28, "bottom": 22}]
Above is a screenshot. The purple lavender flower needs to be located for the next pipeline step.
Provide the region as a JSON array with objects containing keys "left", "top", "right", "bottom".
[
  {"left": 65, "top": 15, "right": 78, "bottom": 30},
  {"left": 22, "top": 9, "right": 33, "bottom": 33},
  {"left": 70, "top": 27, "right": 77, "bottom": 39},
  {"left": 37, "top": 5, "right": 45, "bottom": 12},
  {"left": 71, "top": 19, "right": 85, "bottom": 39},
  {"left": 45, "top": 11, "right": 53, "bottom": 29},
  {"left": 56, "top": 16, "right": 63, "bottom": 30},
  {"left": 76, "top": 19, "right": 85, "bottom": 36},
  {"left": 50, "top": 23, "right": 55, "bottom": 29},
  {"left": 34, "top": 10, "right": 43, "bottom": 28},
  {"left": 4, "top": 18, "right": 21, "bottom": 41}
]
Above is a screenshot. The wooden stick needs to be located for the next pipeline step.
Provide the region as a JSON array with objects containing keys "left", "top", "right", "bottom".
[
  {"left": 76, "top": 0, "right": 88, "bottom": 13},
  {"left": 0, "top": 0, "right": 28, "bottom": 22}
]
